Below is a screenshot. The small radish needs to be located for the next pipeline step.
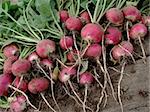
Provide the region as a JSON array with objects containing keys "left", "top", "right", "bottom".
[
  {"left": 28, "top": 52, "right": 39, "bottom": 63},
  {"left": 84, "top": 44, "right": 102, "bottom": 58},
  {"left": 59, "top": 10, "right": 69, "bottom": 23},
  {"left": 41, "top": 59, "right": 53, "bottom": 68},
  {"left": 142, "top": 16, "right": 150, "bottom": 26},
  {"left": 59, "top": 66, "right": 77, "bottom": 82},
  {"left": 3, "top": 44, "right": 19, "bottom": 58},
  {"left": 129, "top": 23, "right": 147, "bottom": 61},
  {"left": 0, "top": 74, "right": 12, "bottom": 96},
  {"left": 59, "top": 36, "right": 74, "bottom": 50},
  {"left": 65, "top": 17, "right": 83, "bottom": 31},
  {"left": 81, "top": 23, "right": 104, "bottom": 43},
  {"left": 12, "top": 59, "right": 31, "bottom": 77},
  {"left": 80, "top": 11, "right": 91, "bottom": 24},
  {"left": 111, "top": 41, "right": 134, "bottom": 60},
  {"left": 79, "top": 72, "right": 94, "bottom": 85},
  {"left": 105, "top": 27, "right": 122, "bottom": 45},
  {"left": 106, "top": 8, "right": 124, "bottom": 25},
  {"left": 28, "top": 77, "right": 49, "bottom": 94},
  {"left": 3, "top": 56, "right": 17, "bottom": 74},
  {"left": 36, "top": 39, "right": 56, "bottom": 58},
  {"left": 10, "top": 95, "right": 26, "bottom": 112},
  {"left": 67, "top": 50, "right": 79, "bottom": 62},
  {"left": 123, "top": 6, "right": 141, "bottom": 22},
  {"left": 79, "top": 72, "right": 94, "bottom": 112},
  {"left": 13, "top": 77, "right": 28, "bottom": 92},
  {"left": 129, "top": 23, "right": 147, "bottom": 39}
]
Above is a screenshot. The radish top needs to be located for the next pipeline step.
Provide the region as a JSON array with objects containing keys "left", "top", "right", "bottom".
[
  {"left": 80, "top": 11, "right": 91, "bottom": 24},
  {"left": 59, "top": 10, "right": 69, "bottom": 23}
]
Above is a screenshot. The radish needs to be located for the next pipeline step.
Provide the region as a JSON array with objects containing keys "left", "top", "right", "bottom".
[
  {"left": 81, "top": 23, "right": 104, "bottom": 43},
  {"left": 36, "top": 39, "right": 56, "bottom": 58},
  {"left": 41, "top": 59, "right": 53, "bottom": 68},
  {"left": 123, "top": 6, "right": 141, "bottom": 22},
  {"left": 129, "top": 23, "right": 147, "bottom": 61},
  {"left": 59, "top": 36, "right": 74, "bottom": 50},
  {"left": 59, "top": 66, "right": 77, "bottom": 82},
  {"left": 11, "top": 59, "right": 31, "bottom": 77},
  {"left": 142, "top": 16, "right": 150, "bottom": 26},
  {"left": 0, "top": 74, "right": 12, "bottom": 96},
  {"left": 106, "top": 8, "right": 124, "bottom": 25},
  {"left": 79, "top": 72, "right": 94, "bottom": 112},
  {"left": 28, "top": 52, "right": 39, "bottom": 63},
  {"left": 84, "top": 44, "right": 102, "bottom": 58},
  {"left": 65, "top": 17, "right": 83, "bottom": 31},
  {"left": 3, "top": 56, "right": 17, "bottom": 74},
  {"left": 10, "top": 95, "right": 26, "bottom": 112},
  {"left": 3, "top": 44, "right": 19, "bottom": 58},
  {"left": 105, "top": 27, "right": 122, "bottom": 45},
  {"left": 80, "top": 11, "right": 91, "bottom": 24},
  {"left": 13, "top": 77, "right": 28, "bottom": 92},
  {"left": 59, "top": 10, "right": 69, "bottom": 23},
  {"left": 111, "top": 41, "right": 134, "bottom": 60},
  {"left": 67, "top": 50, "right": 79, "bottom": 62}
]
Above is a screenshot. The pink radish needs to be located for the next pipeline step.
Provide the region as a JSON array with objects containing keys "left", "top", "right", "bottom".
[
  {"left": 10, "top": 95, "right": 26, "bottom": 112},
  {"left": 12, "top": 59, "right": 31, "bottom": 77},
  {"left": 111, "top": 41, "right": 134, "bottom": 60},
  {"left": 59, "top": 10, "right": 69, "bottom": 23},
  {"left": 105, "top": 27, "right": 122, "bottom": 45},
  {"left": 59, "top": 66, "right": 77, "bottom": 82},
  {"left": 67, "top": 50, "right": 79, "bottom": 62},
  {"left": 3, "top": 44, "right": 19, "bottom": 58},
  {"left": 79, "top": 72, "right": 94, "bottom": 112},
  {"left": 36, "top": 39, "right": 56, "bottom": 58},
  {"left": 84, "top": 44, "right": 102, "bottom": 58},
  {"left": 142, "top": 16, "right": 150, "bottom": 26},
  {"left": 123, "top": 6, "right": 141, "bottom": 22},
  {"left": 41, "top": 59, "right": 53, "bottom": 68},
  {"left": 3, "top": 56, "right": 17, "bottom": 74},
  {"left": 80, "top": 11, "right": 91, "bottom": 24},
  {"left": 13, "top": 77, "right": 28, "bottom": 92},
  {"left": 81, "top": 23, "right": 104, "bottom": 43},
  {"left": 65, "top": 17, "right": 83, "bottom": 31},
  {"left": 28, "top": 77, "right": 49, "bottom": 94},
  {"left": 106, "top": 8, "right": 124, "bottom": 25},
  {"left": 28, "top": 52, "right": 39, "bottom": 63},
  {"left": 129, "top": 23, "right": 147, "bottom": 61},
  {"left": 59, "top": 36, "right": 74, "bottom": 50},
  {"left": 0, "top": 74, "right": 12, "bottom": 96}
]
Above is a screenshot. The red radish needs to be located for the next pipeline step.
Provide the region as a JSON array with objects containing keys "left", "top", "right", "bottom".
[
  {"left": 79, "top": 72, "right": 94, "bottom": 85},
  {"left": 105, "top": 27, "right": 122, "bottom": 45},
  {"left": 129, "top": 23, "right": 147, "bottom": 39},
  {"left": 80, "top": 11, "right": 91, "bottom": 24},
  {"left": 67, "top": 50, "right": 79, "bottom": 62},
  {"left": 3, "top": 56, "right": 17, "bottom": 74},
  {"left": 59, "top": 10, "right": 69, "bottom": 23},
  {"left": 10, "top": 95, "right": 26, "bottom": 112},
  {"left": 59, "top": 36, "right": 74, "bottom": 50},
  {"left": 28, "top": 77, "right": 49, "bottom": 94},
  {"left": 65, "top": 17, "right": 83, "bottom": 31},
  {"left": 81, "top": 23, "right": 104, "bottom": 43},
  {"left": 123, "top": 6, "right": 141, "bottom": 22},
  {"left": 28, "top": 52, "right": 39, "bottom": 63},
  {"left": 59, "top": 67, "right": 77, "bottom": 82},
  {"left": 111, "top": 41, "right": 133, "bottom": 60},
  {"left": 13, "top": 77, "right": 28, "bottom": 92},
  {"left": 36, "top": 39, "right": 56, "bottom": 58},
  {"left": 142, "top": 16, "right": 150, "bottom": 26},
  {"left": 3, "top": 44, "right": 19, "bottom": 58},
  {"left": 84, "top": 44, "right": 102, "bottom": 58},
  {"left": 106, "top": 8, "right": 124, "bottom": 25},
  {"left": 0, "top": 74, "right": 12, "bottom": 96},
  {"left": 41, "top": 59, "right": 53, "bottom": 68},
  {"left": 12, "top": 59, "right": 31, "bottom": 77}
]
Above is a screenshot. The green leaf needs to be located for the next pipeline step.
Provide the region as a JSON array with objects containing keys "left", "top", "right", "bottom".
[{"left": 80, "top": 60, "right": 88, "bottom": 74}]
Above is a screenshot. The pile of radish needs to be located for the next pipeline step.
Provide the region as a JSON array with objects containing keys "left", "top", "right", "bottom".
[{"left": 0, "top": 0, "right": 149, "bottom": 112}]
